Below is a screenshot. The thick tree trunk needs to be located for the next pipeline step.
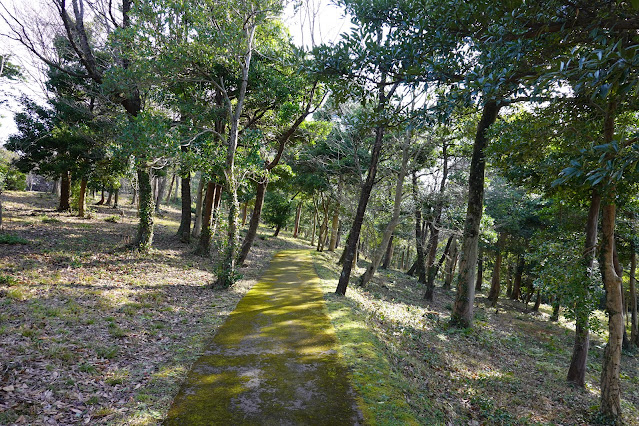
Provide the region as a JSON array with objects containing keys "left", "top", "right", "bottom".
[
  {"left": 567, "top": 189, "right": 601, "bottom": 386},
  {"left": 600, "top": 203, "right": 623, "bottom": 420},
  {"left": 106, "top": 191, "right": 113, "bottom": 206},
  {"left": 358, "top": 142, "right": 410, "bottom": 288},
  {"left": 444, "top": 237, "right": 458, "bottom": 289},
  {"left": 77, "top": 178, "right": 87, "bottom": 217},
  {"left": 336, "top": 125, "right": 386, "bottom": 295},
  {"left": 195, "top": 182, "right": 216, "bottom": 256},
  {"left": 238, "top": 181, "right": 267, "bottom": 266},
  {"left": 488, "top": 233, "right": 505, "bottom": 306},
  {"left": 381, "top": 235, "right": 394, "bottom": 269},
  {"left": 192, "top": 177, "right": 205, "bottom": 239},
  {"left": 532, "top": 290, "right": 541, "bottom": 312},
  {"left": 451, "top": 100, "right": 501, "bottom": 327},
  {"left": 475, "top": 249, "right": 483, "bottom": 292},
  {"left": 176, "top": 174, "right": 191, "bottom": 242},
  {"left": 58, "top": 171, "right": 71, "bottom": 212},
  {"left": 293, "top": 202, "right": 302, "bottom": 238},
  {"left": 134, "top": 167, "right": 154, "bottom": 250},
  {"left": 97, "top": 189, "right": 105, "bottom": 205}
]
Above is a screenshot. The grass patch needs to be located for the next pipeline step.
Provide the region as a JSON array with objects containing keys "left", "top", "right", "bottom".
[{"left": 0, "top": 233, "right": 29, "bottom": 244}]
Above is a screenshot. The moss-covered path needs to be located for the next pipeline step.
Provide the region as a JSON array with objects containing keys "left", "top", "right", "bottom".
[{"left": 165, "top": 249, "right": 364, "bottom": 425}]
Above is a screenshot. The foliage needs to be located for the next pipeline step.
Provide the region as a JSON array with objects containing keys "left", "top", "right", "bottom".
[{"left": 262, "top": 190, "right": 294, "bottom": 233}]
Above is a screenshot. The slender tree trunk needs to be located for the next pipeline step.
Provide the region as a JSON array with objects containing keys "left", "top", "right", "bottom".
[
  {"left": 106, "top": 191, "right": 113, "bottom": 206},
  {"left": 600, "top": 203, "right": 623, "bottom": 420},
  {"left": 512, "top": 255, "right": 524, "bottom": 301},
  {"left": 444, "top": 237, "right": 458, "bottom": 289},
  {"left": 328, "top": 191, "right": 340, "bottom": 251},
  {"left": 381, "top": 235, "right": 394, "bottom": 269},
  {"left": 131, "top": 187, "right": 137, "bottom": 205},
  {"left": 58, "top": 171, "right": 71, "bottom": 212},
  {"left": 192, "top": 177, "right": 205, "bottom": 239},
  {"left": 336, "top": 124, "right": 387, "bottom": 295},
  {"left": 165, "top": 174, "right": 176, "bottom": 202},
  {"left": 551, "top": 298, "right": 561, "bottom": 321},
  {"left": 488, "top": 232, "right": 505, "bottom": 306},
  {"left": 412, "top": 170, "right": 427, "bottom": 282},
  {"left": 176, "top": 173, "right": 191, "bottom": 242},
  {"left": 506, "top": 260, "right": 513, "bottom": 298},
  {"left": 113, "top": 189, "right": 119, "bottom": 208},
  {"left": 630, "top": 244, "right": 638, "bottom": 346},
  {"left": 77, "top": 178, "right": 87, "bottom": 218},
  {"left": 211, "top": 184, "right": 223, "bottom": 236},
  {"left": 451, "top": 100, "right": 501, "bottom": 327},
  {"left": 238, "top": 181, "right": 267, "bottom": 266},
  {"left": 97, "top": 189, "right": 105, "bottom": 205},
  {"left": 293, "top": 202, "right": 302, "bottom": 238},
  {"left": 475, "top": 249, "right": 483, "bottom": 292},
  {"left": 567, "top": 189, "right": 601, "bottom": 386},
  {"left": 434, "top": 235, "right": 453, "bottom": 280},
  {"left": 532, "top": 290, "right": 541, "bottom": 312},
  {"left": 196, "top": 181, "right": 215, "bottom": 256},
  {"left": 155, "top": 175, "right": 167, "bottom": 214},
  {"left": 134, "top": 166, "right": 154, "bottom": 250},
  {"left": 241, "top": 202, "right": 248, "bottom": 226},
  {"left": 358, "top": 141, "right": 410, "bottom": 288}
]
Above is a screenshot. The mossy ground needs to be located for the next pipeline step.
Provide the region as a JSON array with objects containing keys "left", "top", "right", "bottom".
[{"left": 165, "top": 250, "right": 363, "bottom": 425}]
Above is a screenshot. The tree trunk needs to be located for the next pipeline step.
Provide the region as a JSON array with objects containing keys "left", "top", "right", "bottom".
[
  {"left": 451, "top": 100, "right": 501, "bottom": 327},
  {"left": 412, "top": 170, "right": 427, "bottom": 282},
  {"left": 196, "top": 181, "right": 216, "bottom": 256},
  {"left": 238, "top": 181, "right": 267, "bottom": 266},
  {"left": 77, "top": 177, "right": 87, "bottom": 217},
  {"left": 97, "top": 189, "right": 105, "bottom": 205},
  {"left": 475, "top": 249, "right": 483, "bottom": 292},
  {"left": 58, "top": 171, "right": 71, "bottom": 211},
  {"left": 293, "top": 202, "right": 302, "bottom": 238},
  {"left": 155, "top": 175, "right": 167, "bottom": 214},
  {"left": 511, "top": 255, "right": 524, "bottom": 301},
  {"left": 551, "top": 298, "right": 561, "bottom": 321},
  {"left": 311, "top": 200, "right": 318, "bottom": 246},
  {"left": 328, "top": 197, "right": 340, "bottom": 251},
  {"left": 600, "top": 203, "right": 623, "bottom": 420},
  {"left": 241, "top": 202, "right": 248, "bottom": 226},
  {"left": 532, "top": 290, "right": 541, "bottom": 312},
  {"left": 488, "top": 232, "right": 505, "bottom": 306},
  {"left": 434, "top": 235, "right": 453, "bottom": 280},
  {"left": 192, "top": 177, "right": 205, "bottom": 238},
  {"left": 567, "top": 189, "right": 601, "bottom": 386},
  {"left": 444, "top": 237, "right": 458, "bottom": 289},
  {"left": 131, "top": 186, "right": 137, "bottom": 205},
  {"left": 358, "top": 141, "right": 410, "bottom": 288},
  {"left": 381, "top": 235, "right": 394, "bottom": 269},
  {"left": 630, "top": 244, "right": 638, "bottom": 346},
  {"left": 134, "top": 166, "right": 154, "bottom": 250},
  {"left": 176, "top": 173, "right": 191, "bottom": 243},
  {"left": 113, "top": 189, "right": 119, "bottom": 208},
  {"left": 211, "top": 184, "right": 223, "bottom": 236},
  {"left": 506, "top": 260, "right": 513, "bottom": 298},
  {"left": 425, "top": 140, "right": 449, "bottom": 300},
  {"left": 165, "top": 173, "right": 176, "bottom": 202},
  {"left": 106, "top": 191, "right": 113, "bottom": 206},
  {"left": 335, "top": 125, "right": 386, "bottom": 295}
]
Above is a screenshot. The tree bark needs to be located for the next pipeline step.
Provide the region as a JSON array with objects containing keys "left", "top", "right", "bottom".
[
  {"left": 425, "top": 140, "right": 449, "bottom": 300},
  {"left": 358, "top": 141, "right": 410, "bottom": 288},
  {"left": 630, "top": 243, "right": 638, "bottom": 346},
  {"left": 599, "top": 203, "right": 623, "bottom": 420},
  {"left": 488, "top": 232, "right": 505, "bottom": 306},
  {"left": 328, "top": 182, "right": 341, "bottom": 251},
  {"left": 381, "top": 235, "right": 394, "bottom": 269},
  {"left": 336, "top": 124, "right": 386, "bottom": 295},
  {"left": 176, "top": 174, "right": 191, "bottom": 242},
  {"left": 196, "top": 181, "right": 216, "bottom": 256},
  {"left": 192, "top": 177, "right": 205, "bottom": 239},
  {"left": 511, "top": 255, "right": 524, "bottom": 301},
  {"left": 77, "top": 177, "right": 87, "bottom": 217},
  {"left": 237, "top": 180, "right": 267, "bottom": 266},
  {"left": 155, "top": 175, "right": 167, "bottom": 214},
  {"left": 134, "top": 166, "right": 154, "bottom": 250},
  {"left": 211, "top": 184, "right": 223, "bottom": 236},
  {"left": 451, "top": 100, "right": 501, "bottom": 327},
  {"left": 532, "top": 289, "right": 541, "bottom": 312},
  {"left": 113, "top": 189, "right": 119, "bottom": 208},
  {"left": 444, "top": 237, "right": 458, "bottom": 289},
  {"left": 58, "top": 171, "right": 71, "bottom": 211},
  {"left": 567, "top": 189, "right": 601, "bottom": 386},
  {"left": 165, "top": 173, "right": 176, "bottom": 202},
  {"left": 475, "top": 249, "right": 483, "bottom": 292},
  {"left": 412, "top": 170, "right": 427, "bottom": 282},
  {"left": 293, "top": 202, "right": 302, "bottom": 238}
]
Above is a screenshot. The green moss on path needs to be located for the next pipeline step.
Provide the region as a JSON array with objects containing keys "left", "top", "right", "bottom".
[{"left": 165, "top": 250, "right": 364, "bottom": 425}]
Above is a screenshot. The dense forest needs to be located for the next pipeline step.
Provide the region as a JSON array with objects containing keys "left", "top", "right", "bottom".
[{"left": 1, "top": 0, "right": 639, "bottom": 424}]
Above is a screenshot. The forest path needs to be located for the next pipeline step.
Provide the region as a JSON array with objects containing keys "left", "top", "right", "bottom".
[{"left": 164, "top": 249, "right": 364, "bottom": 425}]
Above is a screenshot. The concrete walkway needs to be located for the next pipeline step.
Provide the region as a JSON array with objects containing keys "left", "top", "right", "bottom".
[{"left": 164, "top": 249, "right": 363, "bottom": 425}]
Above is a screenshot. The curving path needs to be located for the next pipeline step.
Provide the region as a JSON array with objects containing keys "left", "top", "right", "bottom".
[{"left": 164, "top": 249, "right": 363, "bottom": 425}]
